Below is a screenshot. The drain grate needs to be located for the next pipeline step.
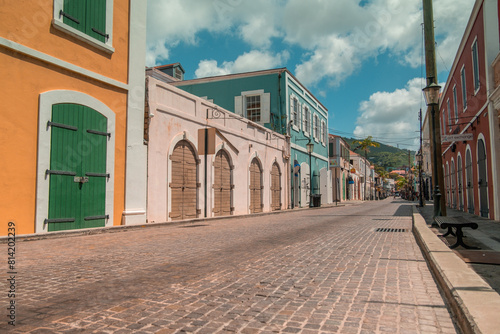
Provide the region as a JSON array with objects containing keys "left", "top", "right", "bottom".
[{"left": 375, "top": 228, "right": 407, "bottom": 233}]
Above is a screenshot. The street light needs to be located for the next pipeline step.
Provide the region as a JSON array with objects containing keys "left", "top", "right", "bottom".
[
  {"left": 423, "top": 81, "right": 442, "bottom": 218},
  {"left": 307, "top": 140, "right": 314, "bottom": 208}
]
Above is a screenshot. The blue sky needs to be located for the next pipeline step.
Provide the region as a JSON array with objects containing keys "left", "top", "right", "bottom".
[{"left": 146, "top": 0, "right": 475, "bottom": 150}]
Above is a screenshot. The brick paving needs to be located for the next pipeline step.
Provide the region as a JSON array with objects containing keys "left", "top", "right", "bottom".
[{"left": 1, "top": 199, "right": 458, "bottom": 333}]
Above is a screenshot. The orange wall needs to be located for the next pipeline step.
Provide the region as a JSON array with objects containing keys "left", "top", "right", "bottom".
[
  {"left": 0, "top": 50, "right": 127, "bottom": 235},
  {"left": 0, "top": 0, "right": 129, "bottom": 84}
]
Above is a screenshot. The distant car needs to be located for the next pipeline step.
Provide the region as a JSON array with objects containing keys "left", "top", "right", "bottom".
[{"left": 394, "top": 192, "right": 400, "bottom": 197}]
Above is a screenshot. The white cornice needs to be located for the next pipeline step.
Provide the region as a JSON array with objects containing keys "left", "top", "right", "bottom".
[{"left": 0, "top": 37, "right": 128, "bottom": 91}]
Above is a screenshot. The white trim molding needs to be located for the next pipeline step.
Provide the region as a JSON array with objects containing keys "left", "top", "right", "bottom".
[
  {"left": 123, "top": 0, "right": 148, "bottom": 225},
  {"left": 52, "top": 0, "right": 115, "bottom": 53},
  {"left": 36, "top": 90, "right": 116, "bottom": 233},
  {"left": 0, "top": 37, "right": 127, "bottom": 91}
]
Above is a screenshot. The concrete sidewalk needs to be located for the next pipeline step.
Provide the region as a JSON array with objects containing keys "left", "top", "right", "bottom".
[{"left": 412, "top": 201, "right": 500, "bottom": 334}]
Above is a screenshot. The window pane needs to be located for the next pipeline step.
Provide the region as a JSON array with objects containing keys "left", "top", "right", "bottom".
[
  {"left": 472, "top": 41, "right": 480, "bottom": 90},
  {"left": 246, "top": 95, "right": 261, "bottom": 122},
  {"left": 461, "top": 68, "right": 467, "bottom": 110}
]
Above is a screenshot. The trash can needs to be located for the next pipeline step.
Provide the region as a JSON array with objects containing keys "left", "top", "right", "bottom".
[{"left": 312, "top": 194, "right": 321, "bottom": 207}]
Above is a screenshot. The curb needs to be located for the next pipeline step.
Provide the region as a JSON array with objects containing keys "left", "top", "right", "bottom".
[
  {"left": 412, "top": 205, "right": 500, "bottom": 334},
  {"left": 1, "top": 202, "right": 354, "bottom": 243}
]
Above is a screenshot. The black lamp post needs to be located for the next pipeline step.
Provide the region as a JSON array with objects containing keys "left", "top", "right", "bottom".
[
  {"left": 423, "top": 81, "right": 442, "bottom": 217},
  {"left": 307, "top": 140, "right": 314, "bottom": 208}
]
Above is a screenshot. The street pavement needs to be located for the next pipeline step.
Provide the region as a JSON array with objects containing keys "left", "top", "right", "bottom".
[{"left": 2, "top": 199, "right": 458, "bottom": 333}]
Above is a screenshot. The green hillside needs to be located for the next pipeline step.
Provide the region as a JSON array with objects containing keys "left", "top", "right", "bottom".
[{"left": 343, "top": 137, "right": 415, "bottom": 171}]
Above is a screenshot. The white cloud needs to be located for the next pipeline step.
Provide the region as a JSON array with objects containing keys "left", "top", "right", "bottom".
[
  {"left": 195, "top": 50, "right": 290, "bottom": 78},
  {"left": 146, "top": 0, "right": 282, "bottom": 66},
  {"left": 353, "top": 78, "right": 425, "bottom": 149},
  {"left": 239, "top": 16, "right": 281, "bottom": 49},
  {"left": 146, "top": 0, "right": 475, "bottom": 87},
  {"left": 195, "top": 60, "right": 231, "bottom": 78},
  {"left": 295, "top": 35, "right": 361, "bottom": 86},
  {"left": 288, "top": 0, "right": 474, "bottom": 87}
]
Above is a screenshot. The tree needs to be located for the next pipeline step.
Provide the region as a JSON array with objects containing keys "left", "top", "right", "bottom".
[
  {"left": 352, "top": 136, "right": 380, "bottom": 154},
  {"left": 396, "top": 177, "right": 407, "bottom": 190},
  {"left": 353, "top": 136, "right": 380, "bottom": 200},
  {"left": 389, "top": 172, "right": 400, "bottom": 179}
]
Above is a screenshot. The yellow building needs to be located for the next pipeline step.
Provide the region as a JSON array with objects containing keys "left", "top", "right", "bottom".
[{"left": 0, "top": 1, "right": 147, "bottom": 235}]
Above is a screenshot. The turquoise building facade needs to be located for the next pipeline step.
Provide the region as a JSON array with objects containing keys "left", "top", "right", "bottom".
[{"left": 170, "top": 68, "right": 330, "bottom": 208}]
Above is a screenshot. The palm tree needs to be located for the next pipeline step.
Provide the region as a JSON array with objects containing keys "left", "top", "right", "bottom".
[{"left": 353, "top": 136, "right": 380, "bottom": 200}]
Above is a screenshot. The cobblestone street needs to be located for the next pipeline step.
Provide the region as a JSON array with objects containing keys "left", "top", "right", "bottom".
[{"left": 2, "top": 199, "right": 458, "bottom": 333}]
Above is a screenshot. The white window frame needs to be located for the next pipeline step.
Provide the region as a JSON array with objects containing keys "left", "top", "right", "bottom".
[
  {"left": 52, "top": 0, "right": 115, "bottom": 54},
  {"left": 302, "top": 105, "right": 311, "bottom": 137},
  {"left": 245, "top": 95, "right": 262, "bottom": 123},
  {"left": 320, "top": 120, "right": 327, "bottom": 146},
  {"left": 461, "top": 65, "right": 467, "bottom": 112},
  {"left": 323, "top": 120, "right": 328, "bottom": 146},
  {"left": 447, "top": 99, "right": 452, "bottom": 132},
  {"left": 289, "top": 94, "right": 301, "bottom": 132},
  {"left": 313, "top": 114, "right": 319, "bottom": 142},
  {"left": 472, "top": 38, "right": 480, "bottom": 94},
  {"left": 234, "top": 90, "right": 270, "bottom": 125},
  {"left": 453, "top": 86, "right": 458, "bottom": 123}
]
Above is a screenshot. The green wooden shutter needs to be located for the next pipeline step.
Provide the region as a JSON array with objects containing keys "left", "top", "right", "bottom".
[
  {"left": 81, "top": 107, "right": 108, "bottom": 228},
  {"left": 48, "top": 104, "right": 82, "bottom": 232},
  {"left": 63, "top": 0, "right": 107, "bottom": 42},
  {"left": 87, "top": 0, "right": 107, "bottom": 42},
  {"left": 63, "top": 0, "right": 86, "bottom": 33},
  {"left": 48, "top": 104, "right": 108, "bottom": 232}
]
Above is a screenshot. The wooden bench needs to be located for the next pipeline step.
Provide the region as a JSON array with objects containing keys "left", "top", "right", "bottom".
[{"left": 434, "top": 216, "right": 479, "bottom": 249}]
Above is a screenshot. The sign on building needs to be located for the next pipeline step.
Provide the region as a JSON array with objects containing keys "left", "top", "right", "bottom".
[{"left": 441, "top": 133, "right": 473, "bottom": 143}]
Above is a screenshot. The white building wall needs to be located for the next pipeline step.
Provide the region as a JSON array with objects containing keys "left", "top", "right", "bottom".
[{"left": 146, "top": 76, "right": 288, "bottom": 223}]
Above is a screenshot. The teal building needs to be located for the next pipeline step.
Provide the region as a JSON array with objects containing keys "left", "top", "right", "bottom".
[{"left": 170, "top": 68, "right": 331, "bottom": 208}]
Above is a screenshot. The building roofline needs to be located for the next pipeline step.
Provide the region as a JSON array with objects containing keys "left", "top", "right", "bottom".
[
  {"left": 440, "top": 0, "right": 483, "bottom": 106},
  {"left": 153, "top": 62, "right": 185, "bottom": 73},
  {"left": 169, "top": 67, "right": 328, "bottom": 112}
]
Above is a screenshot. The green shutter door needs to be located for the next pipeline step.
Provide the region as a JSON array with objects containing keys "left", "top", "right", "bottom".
[
  {"left": 63, "top": 0, "right": 107, "bottom": 42},
  {"left": 47, "top": 104, "right": 108, "bottom": 232}
]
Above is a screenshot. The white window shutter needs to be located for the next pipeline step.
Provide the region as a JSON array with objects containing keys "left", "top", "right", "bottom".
[
  {"left": 302, "top": 104, "right": 306, "bottom": 131},
  {"left": 234, "top": 96, "right": 243, "bottom": 116},
  {"left": 321, "top": 121, "right": 325, "bottom": 144},
  {"left": 313, "top": 115, "right": 317, "bottom": 140},
  {"left": 289, "top": 95, "right": 294, "bottom": 124},
  {"left": 261, "top": 93, "right": 270, "bottom": 123},
  {"left": 324, "top": 121, "right": 328, "bottom": 144},
  {"left": 297, "top": 102, "right": 301, "bottom": 130}
]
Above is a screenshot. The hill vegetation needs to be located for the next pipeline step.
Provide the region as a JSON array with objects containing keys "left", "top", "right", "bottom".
[{"left": 343, "top": 137, "right": 415, "bottom": 173}]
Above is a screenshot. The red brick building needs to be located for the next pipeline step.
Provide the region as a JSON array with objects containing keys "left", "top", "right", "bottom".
[{"left": 440, "top": 0, "right": 500, "bottom": 218}]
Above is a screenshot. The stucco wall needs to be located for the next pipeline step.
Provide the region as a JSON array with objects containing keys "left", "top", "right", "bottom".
[{"left": 0, "top": 0, "right": 144, "bottom": 235}]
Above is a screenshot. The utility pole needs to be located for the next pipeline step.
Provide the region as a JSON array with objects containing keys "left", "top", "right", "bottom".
[{"left": 423, "top": 0, "right": 446, "bottom": 216}]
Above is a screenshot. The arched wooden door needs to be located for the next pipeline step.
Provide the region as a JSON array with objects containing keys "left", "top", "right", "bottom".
[
  {"left": 170, "top": 140, "right": 198, "bottom": 220},
  {"left": 249, "top": 158, "right": 263, "bottom": 213},
  {"left": 271, "top": 162, "right": 281, "bottom": 211},
  {"left": 213, "top": 150, "right": 232, "bottom": 217},
  {"left": 477, "top": 139, "right": 488, "bottom": 217}
]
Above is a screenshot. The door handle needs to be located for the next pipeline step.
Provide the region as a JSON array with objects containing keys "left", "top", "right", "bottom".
[{"left": 74, "top": 176, "right": 89, "bottom": 184}]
